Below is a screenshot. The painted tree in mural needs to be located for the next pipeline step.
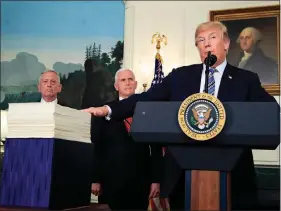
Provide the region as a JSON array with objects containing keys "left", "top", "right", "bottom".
[
  {"left": 0, "top": 41, "right": 124, "bottom": 110},
  {"left": 111, "top": 41, "right": 124, "bottom": 66},
  {"left": 101, "top": 53, "right": 111, "bottom": 67},
  {"left": 108, "top": 40, "right": 124, "bottom": 75},
  {"left": 84, "top": 41, "right": 124, "bottom": 75},
  {"left": 58, "top": 40, "right": 124, "bottom": 109},
  {"left": 80, "top": 40, "right": 124, "bottom": 109}
]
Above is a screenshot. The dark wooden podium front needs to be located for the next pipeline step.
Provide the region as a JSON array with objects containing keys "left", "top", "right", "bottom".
[{"left": 0, "top": 203, "right": 110, "bottom": 211}]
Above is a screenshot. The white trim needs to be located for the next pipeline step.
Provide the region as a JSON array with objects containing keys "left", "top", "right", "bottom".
[{"left": 123, "top": 5, "right": 135, "bottom": 70}]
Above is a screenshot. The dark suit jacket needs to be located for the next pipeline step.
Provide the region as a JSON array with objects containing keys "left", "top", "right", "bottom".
[
  {"left": 91, "top": 99, "right": 163, "bottom": 198},
  {"left": 234, "top": 48, "right": 278, "bottom": 84},
  {"left": 109, "top": 63, "right": 276, "bottom": 120},
  {"left": 108, "top": 63, "right": 277, "bottom": 208}
]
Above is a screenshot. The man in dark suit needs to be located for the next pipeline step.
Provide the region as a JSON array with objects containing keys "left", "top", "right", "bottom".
[
  {"left": 91, "top": 68, "right": 163, "bottom": 210},
  {"left": 83, "top": 21, "right": 278, "bottom": 210}
]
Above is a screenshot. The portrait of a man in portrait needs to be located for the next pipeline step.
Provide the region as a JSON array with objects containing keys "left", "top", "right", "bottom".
[
  {"left": 223, "top": 17, "right": 279, "bottom": 85},
  {"left": 210, "top": 5, "right": 280, "bottom": 95}
]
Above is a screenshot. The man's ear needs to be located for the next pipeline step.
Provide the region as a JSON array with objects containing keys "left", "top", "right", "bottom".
[
  {"left": 57, "top": 84, "right": 62, "bottom": 93},
  {"left": 37, "top": 84, "right": 41, "bottom": 92},
  {"left": 114, "top": 83, "right": 118, "bottom": 91},
  {"left": 224, "top": 38, "right": 230, "bottom": 52}
]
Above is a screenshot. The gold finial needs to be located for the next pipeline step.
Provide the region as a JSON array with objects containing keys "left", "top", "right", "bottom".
[{"left": 151, "top": 32, "right": 167, "bottom": 53}]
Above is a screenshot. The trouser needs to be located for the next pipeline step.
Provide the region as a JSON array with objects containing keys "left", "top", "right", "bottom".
[{"left": 100, "top": 182, "right": 150, "bottom": 210}]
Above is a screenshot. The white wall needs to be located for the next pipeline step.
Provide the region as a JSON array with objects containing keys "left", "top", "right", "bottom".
[{"left": 123, "top": 1, "right": 280, "bottom": 166}]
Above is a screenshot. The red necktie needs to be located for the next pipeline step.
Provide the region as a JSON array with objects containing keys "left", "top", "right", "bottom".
[
  {"left": 162, "top": 147, "right": 166, "bottom": 156},
  {"left": 124, "top": 117, "right": 133, "bottom": 132}
]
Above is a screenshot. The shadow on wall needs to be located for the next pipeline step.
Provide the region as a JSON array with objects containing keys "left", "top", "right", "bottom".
[
  {"left": 80, "top": 41, "right": 124, "bottom": 108},
  {"left": 80, "top": 58, "right": 117, "bottom": 109}
]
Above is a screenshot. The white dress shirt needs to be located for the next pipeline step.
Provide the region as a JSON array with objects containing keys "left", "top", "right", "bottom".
[
  {"left": 199, "top": 59, "right": 227, "bottom": 97},
  {"left": 40, "top": 98, "right": 58, "bottom": 104},
  {"left": 105, "top": 96, "right": 124, "bottom": 120}
]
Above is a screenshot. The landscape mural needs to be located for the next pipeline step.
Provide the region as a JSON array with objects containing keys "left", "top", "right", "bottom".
[{"left": 1, "top": 1, "right": 125, "bottom": 109}]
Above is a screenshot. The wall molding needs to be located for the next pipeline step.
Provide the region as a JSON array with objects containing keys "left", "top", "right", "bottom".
[{"left": 123, "top": 5, "right": 135, "bottom": 70}]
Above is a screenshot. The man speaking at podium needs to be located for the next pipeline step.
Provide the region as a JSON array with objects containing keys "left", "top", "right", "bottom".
[{"left": 83, "top": 21, "right": 277, "bottom": 210}]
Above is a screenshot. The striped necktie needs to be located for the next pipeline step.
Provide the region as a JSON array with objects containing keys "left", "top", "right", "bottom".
[
  {"left": 208, "top": 68, "right": 216, "bottom": 95},
  {"left": 124, "top": 117, "right": 133, "bottom": 132}
]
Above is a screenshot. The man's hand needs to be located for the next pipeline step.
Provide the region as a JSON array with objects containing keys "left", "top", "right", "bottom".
[
  {"left": 91, "top": 183, "right": 102, "bottom": 196},
  {"left": 149, "top": 183, "right": 160, "bottom": 199},
  {"left": 82, "top": 106, "right": 109, "bottom": 117}
]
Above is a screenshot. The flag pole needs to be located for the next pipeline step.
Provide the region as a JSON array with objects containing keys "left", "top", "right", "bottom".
[
  {"left": 143, "top": 33, "right": 167, "bottom": 92},
  {"left": 151, "top": 32, "right": 167, "bottom": 72},
  {"left": 148, "top": 32, "right": 170, "bottom": 211}
]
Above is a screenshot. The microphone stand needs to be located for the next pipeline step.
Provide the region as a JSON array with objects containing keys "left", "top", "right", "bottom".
[{"left": 204, "top": 51, "right": 211, "bottom": 93}]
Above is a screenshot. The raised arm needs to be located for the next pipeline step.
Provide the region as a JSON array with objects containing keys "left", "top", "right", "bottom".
[{"left": 82, "top": 69, "right": 175, "bottom": 120}]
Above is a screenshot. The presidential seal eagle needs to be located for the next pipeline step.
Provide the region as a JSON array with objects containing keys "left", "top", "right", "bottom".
[{"left": 192, "top": 106, "right": 213, "bottom": 130}]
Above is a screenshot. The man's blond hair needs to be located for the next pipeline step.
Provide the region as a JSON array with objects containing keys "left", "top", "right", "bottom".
[{"left": 195, "top": 21, "right": 230, "bottom": 46}]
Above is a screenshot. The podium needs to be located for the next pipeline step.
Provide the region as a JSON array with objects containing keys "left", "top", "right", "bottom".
[
  {"left": 130, "top": 102, "right": 280, "bottom": 210},
  {"left": 0, "top": 138, "right": 93, "bottom": 210}
]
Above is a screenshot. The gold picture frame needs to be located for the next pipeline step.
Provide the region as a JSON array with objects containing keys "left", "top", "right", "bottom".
[{"left": 210, "top": 5, "right": 280, "bottom": 95}]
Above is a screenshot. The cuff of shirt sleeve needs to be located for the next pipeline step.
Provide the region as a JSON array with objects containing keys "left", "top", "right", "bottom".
[{"left": 104, "top": 105, "right": 112, "bottom": 120}]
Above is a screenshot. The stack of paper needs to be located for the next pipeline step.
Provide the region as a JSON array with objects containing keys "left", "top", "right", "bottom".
[
  {"left": 6, "top": 103, "right": 91, "bottom": 143},
  {"left": 1, "top": 110, "right": 8, "bottom": 141}
]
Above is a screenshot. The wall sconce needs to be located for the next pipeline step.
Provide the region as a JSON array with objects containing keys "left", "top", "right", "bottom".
[
  {"left": 142, "top": 83, "right": 148, "bottom": 92},
  {"left": 140, "top": 63, "right": 150, "bottom": 92}
]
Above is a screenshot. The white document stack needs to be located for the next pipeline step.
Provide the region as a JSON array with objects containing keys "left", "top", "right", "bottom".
[{"left": 6, "top": 103, "right": 91, "bottom": 143}]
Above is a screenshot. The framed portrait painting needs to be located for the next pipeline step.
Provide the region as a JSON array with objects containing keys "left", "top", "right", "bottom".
[{"left": 210, "top": 5, "right": 280, "bottom": 95}]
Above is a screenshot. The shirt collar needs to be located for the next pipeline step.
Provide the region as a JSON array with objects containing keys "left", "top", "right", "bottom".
[
  {"left": 119, "top": 93, "right": 135, "bottom": 101},
  {"left": 243, "top": 51, "right": 252, "bottom": 57},
  {"left": 203, "top": 59, "right": 227, "bottom": 75},
  {"left": 41, "top": 98, "right": 58, "bottom": 104}
]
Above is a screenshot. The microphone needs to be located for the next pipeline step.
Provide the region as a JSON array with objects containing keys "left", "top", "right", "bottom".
[
  {"left": 204, "top": 52, "right": 217, "bottom": 93},
  {"left": 204, "top": 52, "right": 217, "bottom": 67}
]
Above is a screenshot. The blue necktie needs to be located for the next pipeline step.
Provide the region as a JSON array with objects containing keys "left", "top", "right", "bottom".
[{"left": 208, "top": 68, "right": 216, "bottom": 95}]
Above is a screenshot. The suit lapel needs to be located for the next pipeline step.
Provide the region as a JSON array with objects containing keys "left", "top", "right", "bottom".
[
  {"left": 217, "top": 63, "right": 236, "bottom": 101},
  {"left": 190, "top": 64, "right": 203, "bottom": 94},
  {"left": 115, "top": 98, "right": 129, "bottom": 132}
]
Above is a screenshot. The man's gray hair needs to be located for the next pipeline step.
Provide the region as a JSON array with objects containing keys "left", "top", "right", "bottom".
[
  {"left": 114, "top": 68, "right": 134, "bottom": 84},
  {"left": 236, "top": 27, "right": 262, "bottom": 44},
  {"left": 38, "top": 70, "right": 61, "bottom": 84}
]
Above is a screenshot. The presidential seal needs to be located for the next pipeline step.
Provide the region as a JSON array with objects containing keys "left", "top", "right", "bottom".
[{"left": 178, "top": 93, "right": 226, "bottom": 141}]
